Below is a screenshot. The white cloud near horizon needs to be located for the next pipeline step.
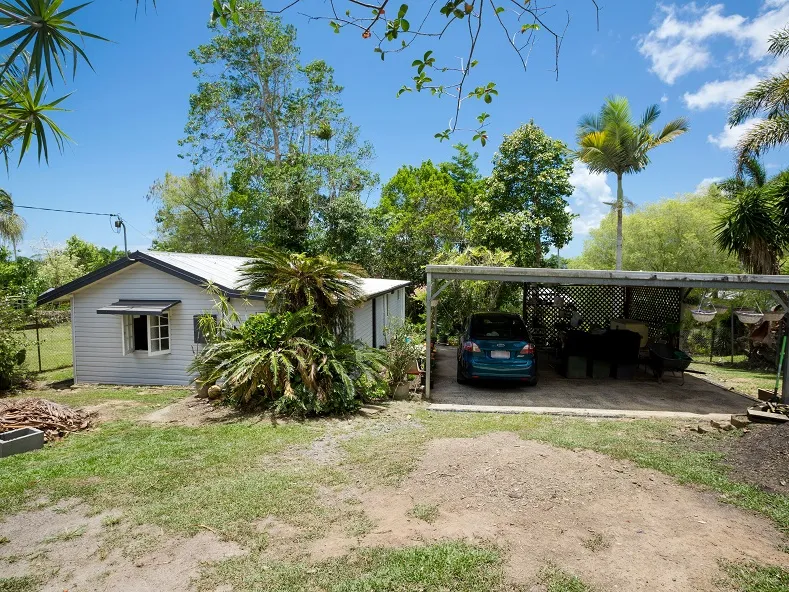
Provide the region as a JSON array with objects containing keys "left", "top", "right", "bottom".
[
  {"left": 707, "top": 118, "right": 761, "bottom": 149},
  {"left": 695, "top": 177, "right": 723, "bottom": 192},
  {"left": 683, "top": 75, "right": 760, "bottom": 109},
  {"left": 568, "top": 162, "right": 613, "bottom": 237},
  {"left": 640, "top": 1, "right": 789, "bottom": 89}
]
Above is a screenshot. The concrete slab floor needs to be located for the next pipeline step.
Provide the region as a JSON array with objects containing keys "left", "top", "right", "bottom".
[{"left": 430, "top": 345, "right": 756, "bottom": 416}]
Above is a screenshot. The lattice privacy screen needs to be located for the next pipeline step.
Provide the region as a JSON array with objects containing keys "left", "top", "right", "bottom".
[{"left": 523, "top": 285, "right": 681, "bottom": 348}]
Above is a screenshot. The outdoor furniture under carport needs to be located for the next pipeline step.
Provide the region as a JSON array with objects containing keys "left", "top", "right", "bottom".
[{"left": 424, "top": 266, "right": 789, "bottom": 403}]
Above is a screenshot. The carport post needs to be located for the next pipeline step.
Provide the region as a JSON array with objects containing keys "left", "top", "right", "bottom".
[
  {"left": 774, "top": 291, "right": 789, "bottom": 404},
  {"left": 425, "top": 271, "right": 432, "bottom": 400}
]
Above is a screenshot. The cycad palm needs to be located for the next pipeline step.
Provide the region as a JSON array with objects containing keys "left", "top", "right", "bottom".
[
  {"left": 714, "top": 156, "right": 789, "bottom": 275},
  {"left": 0, "top": 190, "right": 25, "bottom": 259},
  {"left": 576, "top": 96, "right": 689, "bottom": 270},
  {"left": 240, "top": 246, "right": 365, "bottom": 335},
  {"left": 729, "top": 27, "right": 789, "bottom": 172}
]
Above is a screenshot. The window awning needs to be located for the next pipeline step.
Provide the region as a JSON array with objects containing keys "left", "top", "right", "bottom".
[{"left": 96, "top": 299, "right": 181, "bottom": 315}]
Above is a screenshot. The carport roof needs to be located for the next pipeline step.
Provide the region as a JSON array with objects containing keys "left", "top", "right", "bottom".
[{"left": 425, "top": 265, "right": 789, "bottom": 295}]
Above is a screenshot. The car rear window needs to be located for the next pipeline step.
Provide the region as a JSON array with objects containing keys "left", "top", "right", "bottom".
[{"left": 470, "top": 315, "right": 528, "bottom": 339}]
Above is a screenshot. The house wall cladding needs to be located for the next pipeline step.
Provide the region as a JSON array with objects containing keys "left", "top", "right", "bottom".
[{"left": 71, "top": 264, "right": 264, "bottom": 386}]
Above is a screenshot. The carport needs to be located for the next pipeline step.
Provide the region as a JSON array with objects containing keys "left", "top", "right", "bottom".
[{"left": 424, "top": 266, "right": 789, "bottom": 407}]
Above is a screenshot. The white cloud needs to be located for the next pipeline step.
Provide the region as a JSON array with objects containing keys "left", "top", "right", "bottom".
[
  {"left": 661, "top": 94, "right": 669, "bottom": 103},
  {"left": 707, "top": 118, "right": 762, "bottom": 149},
  {"left": 639, "top": 1, "right": 789, "bottom": 85},
  {"left": 683, "top": 75, "right": 760, "bottom": 109},
  {"left": 695, "top": 177, "right": 723, "bottom": 193},
  {"left": 568, "top": 163, "right": 613, "bottom": 236}
]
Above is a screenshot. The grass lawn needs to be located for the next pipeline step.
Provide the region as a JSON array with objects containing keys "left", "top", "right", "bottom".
[
  {"left": 20, "top": 323, "right": 72, "bottom": 373},
  {"left": 2, "top": 386, "right": 788, "bottom": 591},
  {"left": 690, "top": 360, "right": 779, "bottom": 398}
]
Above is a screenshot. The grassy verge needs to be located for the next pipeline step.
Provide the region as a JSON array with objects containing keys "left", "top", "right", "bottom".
[
  {"left": 721, "top": 561, "right": 789, "bottom": 592},
  {"left": 200, "top": 541, "right": 506, "bottom": 592},
  {"left": 0, "top": 418, "right": 336, "bottom": 546},
  {"left": 689, "top": 361, "right": 777, "bottom": 398},
  {"left": 538, "top": 564, "right": 596, "bottom": 592},
  {"left": 0, "top": 577, "right": 40, "bottom": 592}
]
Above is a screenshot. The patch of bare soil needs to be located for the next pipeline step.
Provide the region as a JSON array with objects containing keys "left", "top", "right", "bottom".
[
  {"left": 723, "top": 422, "right": 789, "bottom": 494},
  {"left": 302, "top": 432, "right": 789, "bottom": 592},
  {"left": 140, "top": 394, "right": 247, "bottom": 426},
  {"left": 0, "top": 501, "right": 244, "bottom": 591}
]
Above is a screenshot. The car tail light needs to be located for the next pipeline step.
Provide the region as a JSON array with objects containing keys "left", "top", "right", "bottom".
[
  {"left": 519, "top": 343, "right": 535, "bottom": 355},
  {"left": 463, "top": 341, "right": 481, "bottom": 353}
]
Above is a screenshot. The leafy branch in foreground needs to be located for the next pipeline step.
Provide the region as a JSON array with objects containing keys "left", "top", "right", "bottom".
[{"left": 207, "top": 0, "right": 600, "bottom": 144}]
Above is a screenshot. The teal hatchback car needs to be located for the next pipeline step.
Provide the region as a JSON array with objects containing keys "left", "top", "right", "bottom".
[{"left": 456, "top": 312, "right": 537, "bottom": 385}]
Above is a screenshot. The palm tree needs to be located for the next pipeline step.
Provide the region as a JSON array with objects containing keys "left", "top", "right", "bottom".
[
  {"left": 714, "top": 156, "right": 789, "bottom": 275},
  {"left": 0, "top": 190, "right": 25, "bottom": 259},
  {"left": 729, "top": 27, "right": 789, "bottom": 173},
  {"left": 576, "top": 96, "right": 689, "bottom": 270},
  {"left": 240, "top": 246, "right": 365, "bottom": 335}
]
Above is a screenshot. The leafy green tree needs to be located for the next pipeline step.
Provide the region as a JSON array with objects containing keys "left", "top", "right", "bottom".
[
  {"left": 471, "top": 122, "right": 575, "bottom": 268},
  {"left": 0, "top": 247, "right": 42, "bottom": 304},
  {"left": 440, "top": 143, "right": 484, "bottom": 231},
  {"left": 0, "top": 191, "right": 25, "bottom": 259},
  {"left": 64, "top": 236, "right": 122, "bottom": 272},
  {"left": 37, "top": 247, "right": 84, "bottom": 290},
  {"left": 310, "top": 193, "right": 376, "bottom": 270},
  {"left": 729, "top": 27, "right": 789, "bottom": 172},
  {"left": 714, "top": 159, "right": 789, "bottom": 275},
  {"left": 147, "top": 168, "right": 248, "bottom": 256},
  {"left": 180, "top": 5, "right": 378, "bottom": 260},
  {"left": 573, "top": 187, "right": 741, "bottom": 273},
  {"left": 576, "top": 96, "right": 689, "bottom": 270},
  {"left": 373, "top": 160, "right": 464, "bottom": 284}
]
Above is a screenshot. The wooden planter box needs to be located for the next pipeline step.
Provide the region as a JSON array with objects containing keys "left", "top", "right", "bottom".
[{"left": 0, "top": 427, "right": 45, "bottom": 458}]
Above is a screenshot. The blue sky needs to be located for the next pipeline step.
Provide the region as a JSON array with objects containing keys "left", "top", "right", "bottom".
[{"left": 6, "top": 0, "right": 788, "bottom": 259}]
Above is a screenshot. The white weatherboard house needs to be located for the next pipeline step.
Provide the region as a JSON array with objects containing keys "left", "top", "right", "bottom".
[{"left": 37, "top": 251, "right": 410, "bottom": 386}]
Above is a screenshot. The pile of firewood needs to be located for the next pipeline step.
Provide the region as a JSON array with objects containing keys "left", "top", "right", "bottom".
[{"left": 0, "top": 398, "right": 92, "bottom": 442}]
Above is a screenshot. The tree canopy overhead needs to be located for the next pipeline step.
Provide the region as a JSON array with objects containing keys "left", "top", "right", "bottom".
[{"left": 208, "top": 0, "right": 600, "bottom": 144}]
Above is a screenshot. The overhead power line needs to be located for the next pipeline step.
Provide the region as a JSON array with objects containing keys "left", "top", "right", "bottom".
[{"left": 14, "top": 205, "right": 119, "bottom": 217}]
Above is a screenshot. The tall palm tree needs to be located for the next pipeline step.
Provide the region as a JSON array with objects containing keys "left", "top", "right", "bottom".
[
  {"left": 714, "top": 156, "right": 789, "bottom": 275},
  {"left": 729, "top": 27, "right": 789, "bottom": 173},
  {"left": 576, "top": 96, "right": 689, "bottom": 270},
  {"left": 240, "top": 246, "right": 365, "bottom": 335},
  {"left": 0, "top": 190, "right": 25, "bottom": 259}
]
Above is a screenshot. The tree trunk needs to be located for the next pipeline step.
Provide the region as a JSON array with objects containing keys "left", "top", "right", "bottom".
[{"left": 616, "top": 174, "right": 624, "bottom": 271}]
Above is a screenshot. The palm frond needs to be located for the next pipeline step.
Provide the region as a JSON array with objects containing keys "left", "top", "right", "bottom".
[
  {"left": 734, "top": 115, "right": 789, "bottom": 173},
  {"left": 768, "top": 26, "right": 789, "bottom": 58},
  {"left": 728, "top": 74, "right": 789, "bottom": 126}
]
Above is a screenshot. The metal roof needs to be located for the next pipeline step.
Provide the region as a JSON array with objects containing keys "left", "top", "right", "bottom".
[
  {"left": 38, "top": 251, "right": 410, "bottom": 305},
  {"left": 426, "top": 265, "right": 789, "bottom": 293}
]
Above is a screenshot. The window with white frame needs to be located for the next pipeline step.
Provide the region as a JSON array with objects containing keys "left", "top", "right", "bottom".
[{"left": 121, "top": 314, "right": 171, "bottom": 356}]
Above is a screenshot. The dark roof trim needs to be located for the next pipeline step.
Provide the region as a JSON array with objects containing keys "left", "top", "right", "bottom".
[
  {"left": 37, "top": 255, "right": 137, "bottom": 305},
  {"left": 97, "top": 299, "right": 181, "bottom": 315},
  {"left": 37, "top": 251, "right": 265, "bottom": 306}
]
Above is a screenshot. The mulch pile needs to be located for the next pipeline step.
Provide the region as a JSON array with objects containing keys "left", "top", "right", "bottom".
[
  {"left": 0, "top": 398, "right": 92, "bottom": 442},
  {"left": 724, "top": 422, "right": 789, "bottom": 494}
]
